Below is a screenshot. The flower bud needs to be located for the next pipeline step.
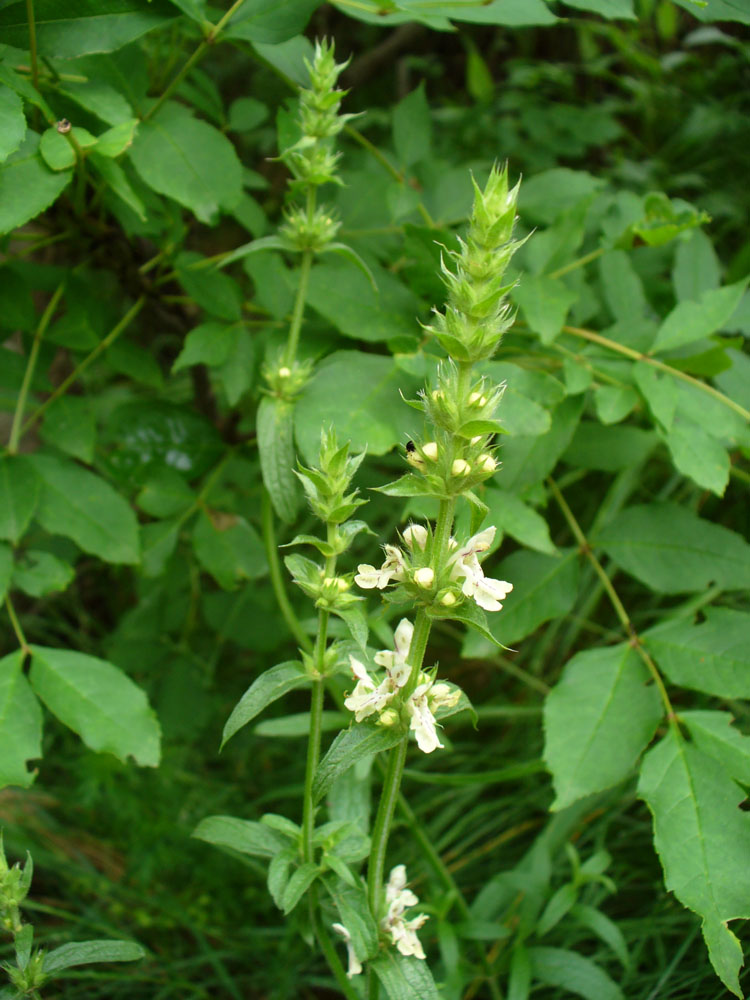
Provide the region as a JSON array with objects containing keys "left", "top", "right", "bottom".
[
  {"left": 468, "top": 392, "right": 487, "bottom": 407},
  {"left": 414, "top": 567, "right": 435, "bottom": 588},
  {"left": 477, "top": 453, "right": 497, "bottom": 473},
  {"left": 422, "top": 441, "right": 439, "bottom": 462},
  {"left": 279, "top": 366, "right": 291, "bottom": 378},
  {"left": 439, "top": 591, "right": 457, "bottom": 607},
  {"left": 379, "top": 709, "right": 399, "bottom": 727},
  {"left": 403, "top": 524, "right": 428, "bottom": 550},
  {"left": 451, "top": 459, "right": 471, "bottom": 477}
]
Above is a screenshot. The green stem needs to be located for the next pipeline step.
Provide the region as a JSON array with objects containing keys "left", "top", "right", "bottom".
[
  {"left": 302, "top": 679, "right": 324, "bottom": 863},
  {"left": 261, "top": 490, "right": 313, "bottom": 653},
  {"left": 7, "top": 282, "right": 65, "bottom": 454},
  {"left": 5, "top": 597, "right": 30, "bottom": 655},
  {"left": 548, "top": 246, "right": 605, "bottom": 280},
  {"left": 21, "top": 296, "right": 145, "bottom": 435},
  {"left": 142, "top": 0, "right": 247, "bottom": 122},
  {"left": 25, "top": 0, "right": 38, "bottom": 92},
  {"left": 284, "top": 248, "right": 313, "bottom": 368},
  {"left": 309, "top": 899, "right": 362, "bottom": 1000},
  {"left": 367, "top": 736, "right": 409, "bottom": 916}
]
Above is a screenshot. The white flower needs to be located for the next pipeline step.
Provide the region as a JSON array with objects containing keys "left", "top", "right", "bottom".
[
  {"left": 332, "top": 922, "right": 363, "bottom": 978},
  {"left": 344, "top": 656, "right": 394, "bottom": 722},
  {"left": 407, "top": 680, "right": 443, "bottom": 753},
  {"left": 449, "top": 526, "right": 513, "bottom": 612},
  {"left": 355, "top": 544, "right": 406, "bottom": 590},
  {"left": 402, "top": 523, "right": 427, "bottom": 550},
  {"left": 374, "top": 618, "right": 413, "bottom": 688},
  {"left": 382, "top": 866, "right": 428, "bottom": 960}
]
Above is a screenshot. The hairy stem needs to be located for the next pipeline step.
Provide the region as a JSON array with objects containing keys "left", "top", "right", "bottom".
[
  {"left": 261, "top": 490, "right": 314, "bottom": 653},
  {"left": 284, "top": 249, "right": 313, "bottom": 368}
]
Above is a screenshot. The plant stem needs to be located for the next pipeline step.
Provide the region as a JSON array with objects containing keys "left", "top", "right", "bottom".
[
  {"left": 7, "top": 282, "right": 65, "bottom": 454},
  {"left": 284, "top": 249, "right": 313, "bottom": 368},
  {"left": 25, "top": 0, "right": 38, "bottom": 92},
  {"left": 5, "top": 597, "right": 30, "bottom": 655},
  {"left": 548, "top": 246, "right": 605, "bottom": 280},
  {"left": 309, "top": 901, "right": 362, "bottom": 1000},
  {"left": 303, "top": 679, "right": 324, "bottom": 863},
  {"left": 261, "top": 490, "right": 314, "bottom": 653},
  {"left": 22, "top": 296, "right": 145, "bottom": 435},
  {"left": 142, "top": 0, "right": 247, "bottom": 122},
  {"left": 547, "top": 476, "right": 675, "bottom": 718},
  {"left": 367, "top": 735, "right": 408, "bottom": 916}
]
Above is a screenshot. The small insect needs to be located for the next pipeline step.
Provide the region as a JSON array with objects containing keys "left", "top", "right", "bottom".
[
  {"left": 405, "top": 441, "right": 424, "bottom": 470},
  {"left": 56, "top": 119, "right": 72, "bottom": 134},
  {"left": 405, "top": 441, "right": 416, "bottom": 455}
]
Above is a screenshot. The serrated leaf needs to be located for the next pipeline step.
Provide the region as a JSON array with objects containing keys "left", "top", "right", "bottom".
[
  {"left": 370, "top": 951, "right": 440, "bottom": 1000},
  {"left": 528, "top": 946, "right": 624, "bottom": 1000},
  {"left": 281, "top": 862, "right": 319, "bottom": 914},
  {"left": 652, "top": 279, "right": 748, "bottom": 353},
  {"left": 660, "top": 417, "right": 730, "bottom": 497},
  {"left": 644, "top": 608, "right": 750, "bottom": 698},
  {"left": 257, "top": 395, "right": 301, "bottom": 523},
  {"left": 29, "top": 646, "right": 160, "bottom": 766},
  {"left": 514, "top": 275, "right": 577, "bottom": 344},
  {"left": 544, "top": 643, "right": 662, "bottom": 810},
  {"left": 173, "top": 321, "right": 243, "bottom": 371},
  {"left": 0, "top": 87, "right": 26, "bottom": 164},
  {"left": 484, "top": 487, "right": 556, "bottom": 555},
  {"left": 0, "top": 651, "right": 42, "bottom": 790},
  {"left": 43, "top": 940, "right": 145, "bottom": 976},
  {"left": 12, "top": 550, "right": 74, "bottom": 598},
  {"left": 192, "top": 815, "right": 287, "bottom": 859},
  {"left": 40, "top": 396, "right": 96, "bottom": 463},
  {"left": 638, "top": 727, "right": 750, "bottom": 997},
  {"left": 596, "top": 503, "right": 750, "bottom": 594},
  {"left": 0, "top": 455, "right": 39, "bottom": 544},
  {"left": 175, "top": 252, "right": 243, "bottom": 321},
  {"left": 129, "top": 102, "right": 242, "bottom": 223},
  {"left": 681, "top": 711, "right": 750, "bottom": 784},
  {"left": 0, "top": 133, "right": 71, "bottom": 235},
  {"left": 222, "top": 662, "right": 309, "bottom": 747},
  {"left": 314, "top": 724, "right": 405, "bottom": 803},
  {"left": 29, "top": 454, "right": 140, "bottom": 565},
  {"left": 224, "top": 0, "right": 318, "bottom": 44}
]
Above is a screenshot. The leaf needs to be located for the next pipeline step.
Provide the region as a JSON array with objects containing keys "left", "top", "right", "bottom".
[
  {"left": 633, "top": 362, "right": 677, "bottom": 432},
  {"left": 254, "top": 711, "right": 347, "bottom": 738},
  {"left": 267, "top": 847, "right": 295, "bottom": 908},
  {"left": 222, "top": 662, "right": 309, "bottom": 747},
  {"left": 528, "top": 946, "right": 624, "bottom": 1000},
  {"left": 499, "top": 397, "right": 585, "bottom": 494},
  {"left": 192, "top": 511, "right": 266, "bottom": 590},
  {"left": 544, "top": 643, "right": 662, "bottom": 810},
  {"left": 0, "top": 0, "right": 177, "bottom": 57},
  {"left": 192, "top": 814, "right": 287, "bottom": 859},
  {"left": 0, "top": 456, "right": 39, "bottom": 544},
  {"left": 508, "top": 943, "right": 532, "bottom": 1000},
  {"left": 537, "top": 884, "right": 578, "bottom": 936},
  {"left": 560, "top": 0, "right": 635, "bottom": 16},
  {"left": 681, "top": 711, "right": 750, "bottom": 784},
  {"left": 43, "top": 940, "right": 145, "bottom": 976},
  {"left": 173, "top": 321, "right": 242, "bottom": 371},
  {"left": 370, "top": 951, "right": 441, "bottom": 1000},
  {"left": 29, "top": 646, "right": 160, "bottom": 766},
  {"left": 661, "top": 417, "right": 730, "bottom": 497},
  {"left": 643, "top": 608, "right": 750, "bottom": 698},
  {"left": 175, "top": 253, "right": 243, "bottom": 321},
  {"left": 57, "top": 80, "right": 134, "bottom": 125},
  {"left": 90, "top": 154, "right": 146, "bottom": 220},
  {"left": 652, "top": 279, "right": 748, "bottom": 353},
  {"left": 0, "top": 651, "right": 43, "bottom": 790},
  {"left": 40, "top": 396, "right": 96, "bottom": 463},
  {"left": 224, "top": 0, "right": 318, "bottom": 44},
  {"left": 563, "top": 422, "right": 657, "bottom": 472},
  {"left": 257, "top": 395, "right": 301, "bottom": 523},
  {"left": 393, "top": 82, "right": 431, "bottom": 168},
  {"left": 673, "top": 0, "right": 749, "bottom": 24},
  {"left": 638, "top": 726, "right": 750, "bottom": 997},
  {"left": 0, "top": 545, "right": 11, "bottom": 604},
  {"left": 313, "top": 725, "right": 405, "bottom": 804},
  {"left": 140, "top": 519, "right": 180, "bottom": 578},
  {"left": 595, "top": 503, "right": 750, "bottom": 594},
  {"left": 513, "top": 275, "right": 577, "bottom": 345},
  {"left": 570, "top": 904, "right": 630, "bottom": 967},
  {"left": 593, "top": 385, "right": 638, "bottom": 425},
  {"left": 295, "top": 351, "right": 422, "bottom": 464},
  {"left": 0, "top": 87, "right": 25, "bottom": 164},
  {"left": 281, "top": 861, "right": 319, "bottom": 914},
  {"left": 29, "top": 454, "right": 140, "bottom": 565},
  {"left": 129, "top": 102, "right": 242, "bottom": 223},
  {"left": 673, "top": 229, "right": 721, "bottom": 303},
  {"left": 137, "top": 468, "right": 194, "bottom": 518},
  {"left": 40, "top": 126, "right": 97, "bottom": 170},
  {"left": 12, "top": 550, "right": 75, "bottom": 598},
  {"left": 0, "top": 133, "right": 71, "bottom": 235},
  {"left": 598, "top": 250, "right": 647, "bottom": 323},
  {"left": 484, "top": 487, "right": 556, "bottom": 555}
]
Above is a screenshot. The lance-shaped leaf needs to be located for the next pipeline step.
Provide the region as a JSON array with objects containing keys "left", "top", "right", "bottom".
[
  {"left": 222, "top": 662, "right": 309, "bottom": 748},
  {"left": 29, "top": 647, "right": 160, "bottom": 766},
  {"left": 544, "top": 643, "right": 662, "bottom": 810},
  {"left": 0, "top": 652, "right": 43, "bottom": 790},
  {"left": 639, "top": 727, "right": 750, "bottom": 997},
  {"left": 43, "top": 940, "right": 145, "bottom": 977},
  {"left": 528, "top": 946, "right": 624, "bottom": 1000},
  {"left": 192, "top": 815, "right": 287, "bottom": 859},
  {"left": 370, "top": 952, "right": 440, "bottom": 1000},
  {"left": 314, "top": 724, "right": 405, "bottom": 803},
  {"left": 643, "top": 608, "right": 750, "bottom": 699},
  {"left": 257, "top": 395, "right": 301, "bottom": 523}
]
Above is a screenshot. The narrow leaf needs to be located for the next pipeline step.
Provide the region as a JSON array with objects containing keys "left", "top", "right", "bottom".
[
  {"left": 43, "top": 940, "right": 145, "bottom": 976},
  {"left": 257, "top": 396, "right": 301, "bottom": 523},
  {"left": 192, "top": 815, "right": 287, "bottom": 859},
  {"left": 281, "top": 862, "right": 319, "bottom": 914},
  {"left": 314, "top": 725, "right": 405, "bottom": 803},
  {"left": 222, "top": 662, "right": 309, "bottom": 747}
]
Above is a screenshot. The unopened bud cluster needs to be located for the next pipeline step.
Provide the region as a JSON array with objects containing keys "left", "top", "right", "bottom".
[
  {"left": 261, "top": 356, "right": 313, "bottom": 401},
  {"left": 0, "top": 836, "right": 31, "bottom": 936}
]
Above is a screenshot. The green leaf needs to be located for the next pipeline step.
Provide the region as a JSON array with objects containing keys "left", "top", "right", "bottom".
[
  {"left": 139, "top": 519, "right": 180, "bottom": 578},
  {"left": 513, "top": 275, "right": 577, "bottom": 345},
  {"left": 544, "top": 643, "right": 662, "bottom": 810},
  {"left": 0, "top": 87, "right": 25, "bottom": 164},
  {"left": 257, "top": 395, "right": 301, "bottom": 523},
  {"left": 220, "top": 234, "right": 288, "bottom": 270},
  {"left": 222, "top": 662, "right": 309, "bottom": 747},
  {"left": 593, "top": 385, "right": 638, "bottom": 425},
  {"left": 370, "top": 951, "right": 441, "bottom": 1000},
  {"left": 508, "top": 943, "right": 532, "bottom": 1000},
  {"left": 499, "top": 397, "right": 585, "bottom": 494},
  {"left": 267, "top": 847, "right": 295, "bottom": 908},
  {"left": 129, "top": 102, "right": 242, "bottom": 223},
  {"left": 673, "top": 229, "right": 721, "bottom": 303},
  {"left": 652, "top": 279, "right": 748, "bottom": 353},
  {"left": 393, "top": 82, "right": 431, "bottom": 168},
  {"left": 29, "top": 454, "right": 140, "bottom": 565},
  {"left": 0, "top": 456, "right": 39, "bottom": 544},
  {"left": 484, "top": 487, "right": 556, "bottom": 555},
  {"left": 40, "top": 396, "right": 96, "bottom": 463},
  {"left": 681, "top": 711, "right": 750, "bottom": 784},
  {"left": 313, "top": 725, "right": 405, "bottom": 804},
  {"left": 137, "top": 468, "right": 195, "bottom": 518},
  {"left": 40, "top": 126, "right": 97, "bottom": 170},
  {"left": 570, "top": 903, "right": 630, "bottom": 967},
  {"left": 43, "top": 940, "right": 145, "bottom": 976},
  {"left": 12, "top": 551, "right": 74, "bottom": 598},
  {"left": 57, "top": 80, "right": 134, "bottom": 126},
  {"left": 563, "top": 422, "right": 657, "bottom": 472},
  {"left": 673, "top": 0, "right": 749, "bottom": 24},
  {"left": 661, "top": 417, "right": 730, "bottom": 496},
  {"left": 0, "top": 545, "right": 11, "bottom": 604},
  {"left": 632, "top": 362, "right": 677, "bottom": 431},
  {"left": 596, "top": 503, "right": 750, "bottom": 594},
  {"left": 192, "top": 814, "right": 287, "bottom": 859},
  {"left": 0, "top": 265, "right": 35, "bottom": 331},
  {"left": 93, "top": 119, "right": 139, "bottom": 157},
  {"left": 328, "top": 877, "right": 379, "bottom": 961},
  {"left": 281, "top": 861, "right": 319, "bottom": 914},
  {"left": 0, "top": 133, "right": 71, "bottom": 235},
  {"left": 0, "top": 651, "right": 43, "bottom": 790},
  {"left": 560, "top": 0, "right": 635, "bottom": 17},
  {"left": 90, "top": 154, "right": 146, "bottom": 221},
  {"left": 29, "top": 646, "right": 160, "bottom": 766},
  {"left": 175, "top": 253, "right": 243, "bottom": 321},
  {"left": 295, "top": 351, "right": 421, "bottom": 464},
  {"left": 528, "top": 946, "right": 624, "bottom": 1000},
  {"left": 224, "top": 0, "right": 318, "bottom": 44},
  {"left": 537, "top": 883, "right": 578, "bottom": 937},
  {"left": 0, "top": 0, "right": 178, "bottom": 57},
  {"left": 643, "top": 608, "right": 750, "bottom": 699},
  {"left": 254, "top": 711, "right": 347, "bottom": 738},
  {"left": 192, "top": 511, "right": 266, "bottom": 590},
  {"left": 638, "top": 726, "right": 750, "bottom": 997},
  {"left": 172, "top": 321, "right": 243, "bottom": 372},
  {"left": 228, "top": 97, "right": 268, "bottom": 132},
  {"left": 598, "top": 250, "right": 647, "bottom": 323}
]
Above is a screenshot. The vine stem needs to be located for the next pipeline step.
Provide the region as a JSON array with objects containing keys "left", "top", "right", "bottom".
[
  {"left": 142, "top": 0, "right": 247, "bottom": 122},
  {"left": 547, "top": 476, "right": 674, "bottom": 718},
  {"left": 7, "top": 282, "right": 65, "bottom": 454},
  {"left": 21, "top": 296, "right": 145, "bottom": 435}
]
